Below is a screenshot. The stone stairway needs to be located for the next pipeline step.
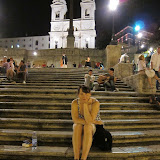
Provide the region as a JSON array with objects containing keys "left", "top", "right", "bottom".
[{"left": 0, "top": 68, "right": 160, "bottom": 160}]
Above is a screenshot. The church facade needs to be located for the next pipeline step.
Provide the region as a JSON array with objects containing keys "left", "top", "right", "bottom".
[
  {"left": 49, "top": 0, "right": 96, "bottom": 49},
  {"left": 0, "top": 0, "right": 96, "bottom": 50}
]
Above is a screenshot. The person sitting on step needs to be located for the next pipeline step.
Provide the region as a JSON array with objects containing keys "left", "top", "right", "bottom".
[
  {"left": 17, "top": 60, "right": 27, "bottom": 84},
  {"left": 103, "top": 68, "right": 118, "bottom": 92},
  {"left": 138, "top": 54, "right": 160, "bottom": 89},
  {"left": 84, "top": 69, "right": 95, "bottom": 90},
  {"left": 71, "top": 85, "right": 103, "bottom": 160},
  {"left": 7, "top": 57, "right": 15, "bottom": 81},
  {"left": 149, "top": 95, "right": 160, "bottom": 109}
]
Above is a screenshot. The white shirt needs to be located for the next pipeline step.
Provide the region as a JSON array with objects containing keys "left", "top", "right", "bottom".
[
  {"left": 84, "top": 74, "right": 95, "bottom": 87},
  {"left": 150, "top": 52, "right": 160, "bottom": 71},
  {"left": 138, "top": 60, "right": 146, "bottom": 71},
  {"left": 119, "top": 54, "right": 129, "bottom": 63}
]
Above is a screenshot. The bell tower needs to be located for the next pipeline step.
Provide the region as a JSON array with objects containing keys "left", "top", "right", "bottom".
[
  {"left": 51, "top": 0, "right": 67, "bottom": 21},
  {"left": 50, "top": 0, "right": 67, "bottom": 49},
  {"left": 80, "top": 0, "right": 96, "bottom": 20},
  {"left": 80, "top": 0, "right": 96, "bottom": 48}
]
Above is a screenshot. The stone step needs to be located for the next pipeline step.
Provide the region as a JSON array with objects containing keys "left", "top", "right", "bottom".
[
  {"left": 1, "top": 118, "right": 160, "bottom": 131},
  {"left": 0, "top": 84, "right": 130, "bottom": 89},
  {"left": 1, "top": 109, "right": 160, "bottom": 119},
  {"left": 0, "top": 89, "right": 135, "bottom": 95},
  {"left": 0, "top": 95, "right": 149, "bottom": 103},
  {"left": 0, "top": 102, "right": 153, "bottom": 110},
  {"left": 0, "top": 129, "right": 160, "bottom": 147},
  {"left": 0, "top": 145, "right": 160, "bottom": 160}
]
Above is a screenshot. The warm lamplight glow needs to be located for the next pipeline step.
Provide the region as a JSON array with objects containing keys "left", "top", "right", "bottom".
[
  {"left": 109, "top": 0, "right": 119, "bottom": 11},
  {"left": 33, "top": 52, "right": 37, "bottom": 56},
  {"left": 137, "top": 33, "right": 143, "bottom": 38},
  {"left": 149, "top": 47, "right": 153, "bottom": 52}
]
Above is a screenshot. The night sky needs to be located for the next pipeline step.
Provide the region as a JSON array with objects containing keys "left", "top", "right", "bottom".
[{"left": 0, "top": 0, "right": 159, "bottom": 47}]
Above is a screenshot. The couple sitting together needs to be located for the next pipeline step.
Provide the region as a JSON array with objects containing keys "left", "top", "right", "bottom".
[{"left": 84, "top": 68, "right": 119, "bottom": 92}]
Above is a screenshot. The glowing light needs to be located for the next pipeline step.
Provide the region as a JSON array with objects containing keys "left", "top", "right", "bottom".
[
  {"left": 135, "top": 25, "right": 140, "bottom": 32},
  {"left": 137, "top": 33, "right": 143, "bottom": 38},
  {"left": 108, "top": 0, "right": 119, "bottom": 11},
  {"left": 134, "top": 20, "right": 145, "bottom": 31},
  {"left": 141, "top": 44, "right": 144, "bottom": 48},
  {"left": 33, "top": 52, "right": 37, "bottom": 56},
  {"left": 86, "top": 38, "right": 90, "bottom": 42},
  {"left": 11, "top": 45, "right": 14, "bottom": 48},
  {"left": 149, "top": 47, "right": 153, "bottom": 52},
  {"left": 17, "top": 44, "right": 20, "bottom": 48}
]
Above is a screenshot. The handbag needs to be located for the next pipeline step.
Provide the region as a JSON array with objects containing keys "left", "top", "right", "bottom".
[{"left": 92, "top": 125, "right": 112, "bottom": 151}]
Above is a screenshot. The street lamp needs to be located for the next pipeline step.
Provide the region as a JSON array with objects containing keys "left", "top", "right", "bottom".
[
  {"left": 137, "top": 33, "right": 143, "bottom": 39},
  {"left": 33, "top": 52, "right": 37, "bottom": 56},
  {"left": 135, "top": 25, "right": 141, "bottom": 32},
  {"left": 108, "top": 0, "right": 119, "bottom": 45}
]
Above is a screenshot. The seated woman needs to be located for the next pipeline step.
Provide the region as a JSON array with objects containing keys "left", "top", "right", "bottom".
[
  {"left": 138, "top": 54, "right": 160, "bottom": 89},
  {"left": 71, "top": 85, "right": 103, "bottom": 160}
]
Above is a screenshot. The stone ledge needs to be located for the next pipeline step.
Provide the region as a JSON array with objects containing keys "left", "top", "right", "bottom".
[
  {"left": 2, "top": 145, "right": 160, "bottom": 160},
  {"left": 123, "top": 74, "right": 156, "bottom": 94}
]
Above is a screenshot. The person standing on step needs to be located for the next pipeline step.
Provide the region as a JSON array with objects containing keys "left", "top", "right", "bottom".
[
  {"left": 17, "top": 60, "right": 27, "bottom": 84},
  {"left": 85, "top": 56, "right": 91, "bottom": 68},
  {"left": 150, "top": 46, "right": 160, "bottom": 90},
  {"left": 71, "top": 85, "right": 103, "bottom": 160},
  {"left": 62, "top": 54, "right": 68, "bottom": 68},
  {"left": 84, "top": 70, "right": 95, "bottom": 90}
]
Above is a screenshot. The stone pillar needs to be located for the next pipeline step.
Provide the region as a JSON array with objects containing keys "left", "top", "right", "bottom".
[
  {"left": 106, "top": 45, "right": 121, "bottom": 70},
  {"left": 114, "top": 63, "right": 133, "bottom": 79}
]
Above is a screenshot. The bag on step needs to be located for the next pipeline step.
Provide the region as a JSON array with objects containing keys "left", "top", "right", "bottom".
[{"left": 92, "top": 125, "right": 112, "bottom": 151}]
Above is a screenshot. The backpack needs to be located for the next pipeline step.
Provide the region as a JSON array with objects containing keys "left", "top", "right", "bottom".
[{"left": 93, "top": 125, "right": 112, "bottom": 151}]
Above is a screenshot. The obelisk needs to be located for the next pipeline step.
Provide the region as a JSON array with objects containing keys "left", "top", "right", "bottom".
[{"left": 67, "top": 0, "right": 75, "bottom": 48}]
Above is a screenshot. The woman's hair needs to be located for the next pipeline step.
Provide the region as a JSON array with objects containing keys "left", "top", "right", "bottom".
[
  {"left": 138, "top": 54, "right": 144, "bottom": 60},
  {"left": 78, "top": 85, "right": 91, "bottom": 94}
]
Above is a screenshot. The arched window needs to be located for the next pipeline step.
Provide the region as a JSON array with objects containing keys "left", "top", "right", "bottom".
[
  {"left": 55, "top": 12, "right": 60, "bottom": 19},
  {"left": 55, "top": 41, "right": 58, "bottom": 49},
  {"left": 85, "top": 9, "right": 90, "bottom": 17}
]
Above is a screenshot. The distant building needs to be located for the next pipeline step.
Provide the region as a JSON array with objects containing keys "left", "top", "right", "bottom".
[
  {"left": 0, "top": 0, "right": 96, "bottom": 50},
  {"left": 115, "top": 26, "right": 153, "bottom": 53},
  {"left": 0, "top": 36, "right": 50, "bottom": 50}
]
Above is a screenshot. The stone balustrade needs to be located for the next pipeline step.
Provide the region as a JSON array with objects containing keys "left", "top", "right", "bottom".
[
  {"left": 114, "top": 63, "right": 156, "bottom": 94},
  {"left": 123, "top": 74, "right": 156, "bottom": 94}
]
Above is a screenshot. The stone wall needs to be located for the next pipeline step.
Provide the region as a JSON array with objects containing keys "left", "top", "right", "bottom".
[
  {"left": 0, "top": 48, "right": 105, "bottom": 68},
  {"left": 0, "top": 48, "right": 27, "bottom": 65}
]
